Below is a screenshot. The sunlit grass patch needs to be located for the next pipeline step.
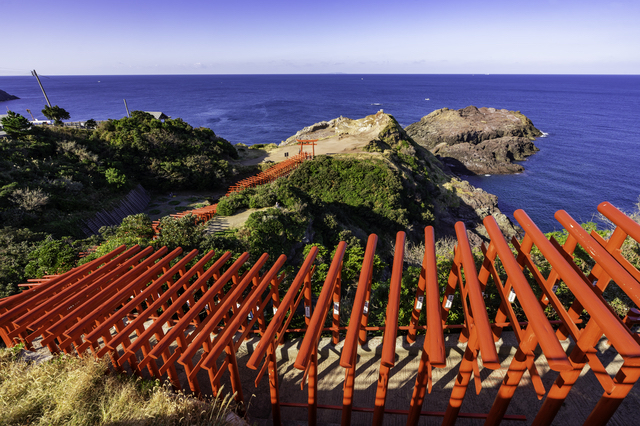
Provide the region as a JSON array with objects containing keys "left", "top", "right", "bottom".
[{"left": 0, "top": 348, "right": 235, "bottom": 426}]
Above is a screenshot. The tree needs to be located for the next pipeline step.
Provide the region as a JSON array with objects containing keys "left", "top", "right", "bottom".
[
  {"left": 1, "top": 111, "right": 31, "bottom": 137},
  {"left": 85, "top": 118, "right": 97, "bottom": 129},
  {"left": 104, "top": 167, "right": 128, "bottom": 189},
  {"left": 41, "top": 105, "right": 70, "bottom": 126}
]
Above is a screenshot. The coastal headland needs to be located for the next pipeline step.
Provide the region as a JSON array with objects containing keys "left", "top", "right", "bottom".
[{"left": 233, "top": 110, "right": 519, "bottom": 247}]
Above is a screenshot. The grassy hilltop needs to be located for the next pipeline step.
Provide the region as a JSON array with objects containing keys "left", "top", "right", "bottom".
[{"left": 218, "top": 111, "right": 517, "bottom": 255}]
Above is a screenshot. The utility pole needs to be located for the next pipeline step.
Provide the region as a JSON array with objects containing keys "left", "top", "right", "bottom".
[
  {"left": 31, "top": 70, "right": 52, "bottom": 108},
  {"left": 123, "top": 99, "right": 131, "bottom": 118}
]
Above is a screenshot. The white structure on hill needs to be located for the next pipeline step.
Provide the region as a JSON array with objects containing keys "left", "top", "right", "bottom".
[{"left": 145, "top": 111, "right": 170, "bottom": 121}]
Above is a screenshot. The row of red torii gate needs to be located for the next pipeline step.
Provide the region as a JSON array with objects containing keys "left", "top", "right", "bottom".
[
  {"left": 152, "top": 142, "right": 315, "bottom": 234},
  {"left": 1, "top": 201, "right": 640, "bottom": 425}
]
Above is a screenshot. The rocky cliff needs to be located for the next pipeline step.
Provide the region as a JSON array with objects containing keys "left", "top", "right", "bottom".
[
  {"left": 405, "top": 106, "right": 542, "bottom": 175},
  {"left": 0, "top": 90, "right": 19, "bottom": 102}
]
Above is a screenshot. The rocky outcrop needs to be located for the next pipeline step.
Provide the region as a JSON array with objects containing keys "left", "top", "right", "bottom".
[
  {"left": 281, "top": 110, "right": 416, "bottom": 153},
  {"left": 433, "top": 137, "right": 539, "bottom": 174},
  {"left": 406, "top": 106, "right": 542, "bottom": 175},
  {"left": 0, "top": 90, "right": 19, "bottom": 102}
]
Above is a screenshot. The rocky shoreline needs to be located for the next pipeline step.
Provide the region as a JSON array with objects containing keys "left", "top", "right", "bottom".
[{"left": 405, "top": 106, "right": 542, "bottom": 175}]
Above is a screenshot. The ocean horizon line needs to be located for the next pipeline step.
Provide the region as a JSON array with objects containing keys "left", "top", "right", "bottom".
[{"left": 2, "top": 72, "right": 640, "bottom": 78}]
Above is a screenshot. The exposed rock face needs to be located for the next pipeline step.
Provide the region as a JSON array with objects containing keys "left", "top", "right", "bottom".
[
  {"left": 433, "top": 137, "right": 539, "bottom": 174},
  {"left": 406, "top": 106, "right": 542, "bottom": 175},
  {"left": 0, "top": 90, "right": 19, "bottom": 102},
  {"left": 435, "top": 178, "right": 518, "bottom": 245}
]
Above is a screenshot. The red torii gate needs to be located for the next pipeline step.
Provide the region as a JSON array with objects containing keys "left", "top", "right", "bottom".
[{"left": 296, "top": 139, "right": 317, "bottom": 159}]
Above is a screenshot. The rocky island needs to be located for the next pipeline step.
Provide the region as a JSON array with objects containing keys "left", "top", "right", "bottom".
[
  {"left": 405, "top": 106, "right": 542, "bottom": 175},
  {"left": 0, "top": 89, "right": 19, "bottom": 102}
]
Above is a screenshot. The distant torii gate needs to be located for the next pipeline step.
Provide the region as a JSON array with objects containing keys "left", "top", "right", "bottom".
[{"left": 296, "top": 139, "right": 317, "bottom": 159}]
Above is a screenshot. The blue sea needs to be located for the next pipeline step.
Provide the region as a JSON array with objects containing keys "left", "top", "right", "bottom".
[{"left": 1, "top": 74, "right": 639, "bottom": 232}]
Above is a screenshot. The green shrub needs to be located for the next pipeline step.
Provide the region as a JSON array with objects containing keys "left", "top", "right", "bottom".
[
  {"left": 152, "top": 214, "right": 206, "bottom": 252},
  {"left": 116, "top": 214, "right": 155, "bottom": 239},
  {"left": 1, "top": 111, "right": 31, "bottom": 137},
  {"left": 24, "top": 237, "right": 79, "bottom": 278},
  {"left": 84, "top": 118, "right": 97, "bottom": 129},
  {"left": 42, "top": 105, "right": 70, "bottom": 125},
  {"left": 248, "top": 186, "right": 277, "bottom": 209},
  {"left": 92, "top": 112, "right": 237, "bottom": 190},
  {"left": 303, "top": 240, "right": 385, "bottom": 296},
  {"left": 243, "top": 208, "right": 308, "bottom": 259},
  {"left": 216, "top": 190, "right": 252, "bottom": 216},
  {"left": 79, "top": 215, "right": 154, "bottom": 263},
  {"left": 287, "top": 156, "right": 409, "bottom": 234}
]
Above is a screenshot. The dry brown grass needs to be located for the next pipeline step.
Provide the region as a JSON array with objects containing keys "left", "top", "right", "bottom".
[
  {"left": 0, "top": 347, "right": 235, "bottom": 426},
  {"left": 392, "top": 235, "right": 457, "bottom": 266}
]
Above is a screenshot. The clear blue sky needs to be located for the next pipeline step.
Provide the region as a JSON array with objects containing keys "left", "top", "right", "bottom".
[{"left": 2, "top": 0, "right": 638, "bottom": 75}]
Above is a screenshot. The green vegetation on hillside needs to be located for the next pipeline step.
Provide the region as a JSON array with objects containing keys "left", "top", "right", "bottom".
[
  {"left": 0, "top": 228, "right": 49, "bottom": 298},
  {"left": 217, "top": 151, "right": 443, "bottom": 253},
  {"left": 0, "top": 111, "right": 237, "bottom": 235},
  {"left": 93, "top": 111, "right": 238, "bottom": 190},
  {"left": 0, "top": 111, "right": 239, "bottom": 297}
]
